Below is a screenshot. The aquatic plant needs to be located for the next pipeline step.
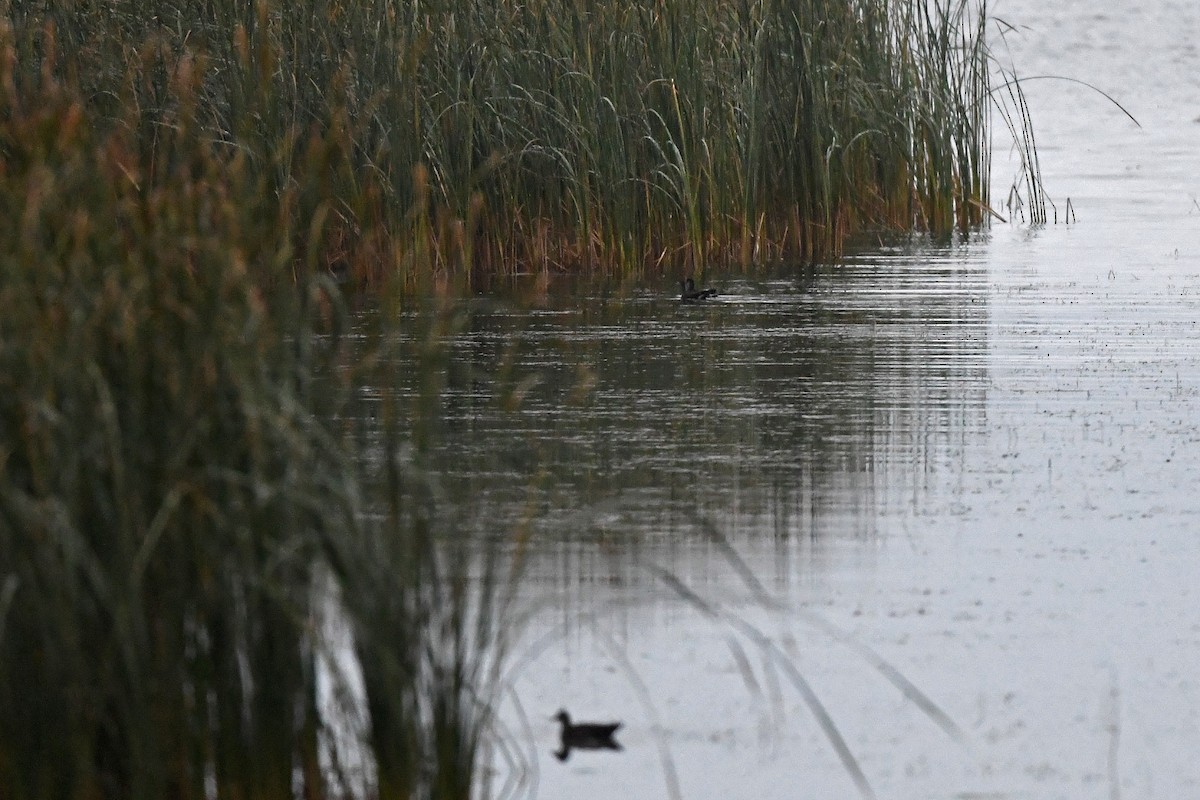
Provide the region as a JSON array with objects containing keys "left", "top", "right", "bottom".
[
  {"left": 0, "top": 24, "right": 509, "bottom": 800},
  {"left": 8, "top": 0, "right": 1001, "bottom": 278}
]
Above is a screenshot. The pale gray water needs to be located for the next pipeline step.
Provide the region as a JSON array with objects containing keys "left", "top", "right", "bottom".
[{"left": 388, "top": 2, "right": 1200, "bottom": 797}]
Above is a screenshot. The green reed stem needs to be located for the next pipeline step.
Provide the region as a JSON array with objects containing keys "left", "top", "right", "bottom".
[{"left": 7, "top": 0, "right": 1000, "bottom": 278}]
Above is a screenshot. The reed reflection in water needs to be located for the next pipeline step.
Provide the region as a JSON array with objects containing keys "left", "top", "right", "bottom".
[
  {"left": 373, "top": 243, "right": 991, "bottom": 585},
  {"left": 358, "top": 246, "right": 993, "bottom": 798}
]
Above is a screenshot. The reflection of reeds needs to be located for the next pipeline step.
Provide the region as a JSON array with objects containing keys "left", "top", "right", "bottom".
[
  {"left": 650, "top": 514, "right": 968, "bottom": 800},
  {"left": 11, "top": 0, "right": 998, "bottom": 277},
  {"left": 0, "top": 30, "right": 508, "bottom": 800}
]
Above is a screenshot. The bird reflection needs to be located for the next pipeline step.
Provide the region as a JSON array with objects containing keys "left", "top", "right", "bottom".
[{"left": 552, "top": 709, "right": 622, "bottom": 761}]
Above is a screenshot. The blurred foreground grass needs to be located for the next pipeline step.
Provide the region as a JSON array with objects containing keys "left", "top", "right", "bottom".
[{"left": 0, "top": 16, "right": 508, "bottom": 798}]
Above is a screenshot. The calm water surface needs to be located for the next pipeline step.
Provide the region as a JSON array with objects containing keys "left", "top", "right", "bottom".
[{"left": 384, "top": 2, "right": 1200, "bottom": 797}]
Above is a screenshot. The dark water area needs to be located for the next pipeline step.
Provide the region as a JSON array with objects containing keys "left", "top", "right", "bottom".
[
  {"left": 355, "top": 1, "right": 1200, "bottom": 797},
  {"left": 396, "top": 248, "right": 988, "bottom": 556}
]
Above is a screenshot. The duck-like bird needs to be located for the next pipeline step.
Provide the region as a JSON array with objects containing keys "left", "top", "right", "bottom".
[
  {"left": 679, "top": 277, "right": 718, "bottom": 303},
  {"left": 552, "top": 709, "right": 622, "bottom": 761}
]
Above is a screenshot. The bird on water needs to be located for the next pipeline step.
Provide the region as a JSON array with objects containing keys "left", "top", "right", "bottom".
[
  {"left": 679, "top": 277, "right": 718, "bottom": 303},
  {"left": 552, "top": 709, "right": 622, "bottom": 761}
]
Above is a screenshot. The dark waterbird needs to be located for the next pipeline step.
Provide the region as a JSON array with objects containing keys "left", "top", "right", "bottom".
[
  {"left": 679, "top": 277, "right": 718, "bottom": 302},
  {"left": 552, "top": 709, "right": 623, "bottom": 761}
]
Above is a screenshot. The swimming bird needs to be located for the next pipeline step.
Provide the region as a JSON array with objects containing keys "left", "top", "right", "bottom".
[
  {"left": 552, "top": 709, "right": 622, "bottom": 761},
  {"left": 679, "top": 277, "right": 718, "bottom": 303}
]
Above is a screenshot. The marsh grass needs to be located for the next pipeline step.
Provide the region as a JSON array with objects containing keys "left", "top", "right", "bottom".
[
  {"left": 10, "top": 0, "right": 1000, "bottom": 279},
  {"left": 0, "top": 0, "right": 1029, "bottom": 795},
  {"left": 0, "top": 22, "right": 511, "bottom": 799}
]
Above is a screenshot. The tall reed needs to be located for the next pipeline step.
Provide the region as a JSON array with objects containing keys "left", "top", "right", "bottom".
[
  {"left": 9, "top": 0, "right": 997, "bottom": 278},
  {"left": 0, "top": 20, "right": 506, "bottom": 800}
]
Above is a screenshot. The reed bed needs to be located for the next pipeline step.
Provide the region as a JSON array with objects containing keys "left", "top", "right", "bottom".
[
  {"left": 0, "top": 20, "right": 509, "bottom": 798},
  {"left": 8, "top": 0, "right": 995, "bottom": 280}
]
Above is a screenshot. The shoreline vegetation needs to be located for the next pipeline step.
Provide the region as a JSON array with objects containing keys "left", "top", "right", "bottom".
[
  {"left": 0, "top": 1, "right": 1023, "bottom": 798},
  {"left": 8, "top": 0, "right": 998, "bottom": 284}
]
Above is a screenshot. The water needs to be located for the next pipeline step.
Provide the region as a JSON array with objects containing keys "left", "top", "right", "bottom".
[{"left": 386, "top": 2, "right": 1200, "bottom": 797}]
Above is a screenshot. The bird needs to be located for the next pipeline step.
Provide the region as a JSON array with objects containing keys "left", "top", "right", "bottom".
[
  {"left": 552, "top": 709, "right": 622, "bottom": 761},
  {"left": 679, "top": 277, "right": 718, "bottom": 303}
]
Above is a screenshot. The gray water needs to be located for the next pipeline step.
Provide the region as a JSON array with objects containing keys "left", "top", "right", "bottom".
[{"left": 393, "top": 2, "right": 1200, "bottom": 797}]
